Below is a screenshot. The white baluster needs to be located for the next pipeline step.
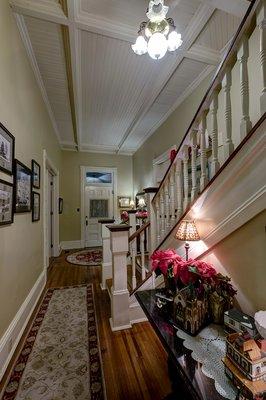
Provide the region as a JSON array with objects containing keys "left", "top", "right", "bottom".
[
  {"left": 190, "top": 129, "right": 198, "bottom": 202},
  {"left": 200, "top": 111, "right": 208, "bottom": 191},
  {"left": 183, "top": 145, "right": 189, "bottom": 210},
  {"left": 175, "top": 158, "right": 183, "bottom": 220},
  {"left": 164, "top": 179, "right": 170, "bottom": 231},
  {"left": 237, "top": 35, "right": 252, "bottom": 139},
  {"left": 222, "top": 68, "right": 234, "bottom": 160},
  {"left": 257, "top": 0, "right": 266, "bottom": 115},
  {"left": 140, "top": 231, "right": 146, "bottom": 281},
  {"left": 144, "top": 187, "right": 158, "bottom": 260},
  {"left": 169, "top": 166, "right": 176, "bottom": 226},
  {"left": 128, "top": 210, "right": 137, "bottom": 236},
  {"left": 155, "top": 197, "right": 161, "bottom": 244},
  {"left": 130, "top": 241, "right": 137, "bottom": 290},
  {"left": 209, "top": 90, "right": 220, "bottom": 177},
  {"left": 160, "top": 190, "right": 165, "bottom": 238}
]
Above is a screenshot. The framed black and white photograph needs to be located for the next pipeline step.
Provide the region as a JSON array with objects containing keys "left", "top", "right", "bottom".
[
  {"left": 32, "top": 159, "right": 41, "bottom": 189},
  {"left": 14, "top": 160, "right": 32, "bottom": 213},
  {"left": 0, "top": 179, "right": 14, "bottom": 226},
  {"left": 32, "top": 191, "right": 40, "bottom": 222},
  {"left": 0, "top": 122, "right": 15, "bottom": 175},
  {"left": 118, "top": 196, "right": 131, "bottom": 208}
]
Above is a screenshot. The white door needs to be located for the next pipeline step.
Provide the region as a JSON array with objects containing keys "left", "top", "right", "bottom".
[
  {"left": 84, "top": 186, "right": 114, "bottom": 247},
  {"left": 46, "top": 171, "right": 54, "bottom": 260}
]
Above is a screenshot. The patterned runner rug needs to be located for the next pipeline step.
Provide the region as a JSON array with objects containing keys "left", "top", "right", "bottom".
[
  {"left": 1, "top": 285, "right": 105, "bottom": 400},
  {"left": 66, "top": 249, "right": 102, "bottom": 266}
]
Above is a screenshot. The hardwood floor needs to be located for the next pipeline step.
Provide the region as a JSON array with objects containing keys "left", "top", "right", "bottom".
[{"left": 0, "top": 250, "right": 171, "bottom": 400}]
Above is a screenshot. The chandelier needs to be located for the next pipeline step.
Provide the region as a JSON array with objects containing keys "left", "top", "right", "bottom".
[{"left": 131, "top": 0, "right": 183, "bottom": 60}]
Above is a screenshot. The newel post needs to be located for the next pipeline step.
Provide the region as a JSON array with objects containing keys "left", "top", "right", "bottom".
[
  {"left": 99, "top": 218, "right": 115, "bottom": 290},
  {"left": 107, "top": 224, "right": 131, "bottom": 331},
  {"left": 144, "top": 187, "right": 158, "bottom": 262},
  {"left": 128, "top": 209, "right": 137, "bottom": 235}
]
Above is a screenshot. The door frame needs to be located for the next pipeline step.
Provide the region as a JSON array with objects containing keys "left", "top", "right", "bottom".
[
  {"left": 80, "top": 166, "right": 118, "bottom": 248},
  {"left": 43, "top": 149, "right": 60, "bottom": 269}
]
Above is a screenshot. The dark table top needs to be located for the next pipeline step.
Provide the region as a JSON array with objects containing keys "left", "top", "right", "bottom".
[{"left": 136, "top": 289, "right": 229, "bottom": 400}]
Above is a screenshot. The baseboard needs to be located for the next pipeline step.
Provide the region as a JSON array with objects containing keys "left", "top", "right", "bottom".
[
  {"left": 0, "top": 270, "right": 46, "bottom": 381},
  {"left": 60, "top": 240, "right": 84, "bottom": 250}
]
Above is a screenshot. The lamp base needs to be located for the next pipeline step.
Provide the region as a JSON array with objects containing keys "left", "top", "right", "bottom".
[{"left": 184, "top": 242, "right": 190, "bottom": 261}]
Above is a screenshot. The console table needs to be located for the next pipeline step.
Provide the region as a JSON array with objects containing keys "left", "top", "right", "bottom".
[{"left": 136, "top": 290, "right": 231, "bottom": 400}]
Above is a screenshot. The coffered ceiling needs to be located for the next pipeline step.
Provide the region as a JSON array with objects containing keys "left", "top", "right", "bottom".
[{"left": 9, "top": 0, "right": 249, "bottom": 154}]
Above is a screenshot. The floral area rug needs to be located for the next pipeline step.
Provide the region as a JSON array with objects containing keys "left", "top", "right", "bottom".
[
  {"left": 1, "top": 285, "right": 105, "bottom": 400},
  {"left": 66, "top": 249, "right": 102, "bottom": 266}
]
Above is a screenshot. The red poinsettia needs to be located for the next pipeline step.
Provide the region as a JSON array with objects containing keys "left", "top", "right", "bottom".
[
  {"left": 151, "top": 249, "right": 183, "bottom": 276},
  {"left": 136, "top": 210, "right": 148, "bottom": 219},
  {"left": 121, "top": 211, "right": 129, "bottom": 223}
]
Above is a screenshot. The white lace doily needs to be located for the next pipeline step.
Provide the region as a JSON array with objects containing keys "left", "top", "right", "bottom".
[{"left": 176, "top": 324, "right": 237, "bottom": 400}]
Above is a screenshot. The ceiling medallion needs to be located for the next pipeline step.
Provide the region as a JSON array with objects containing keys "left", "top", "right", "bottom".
[{"left": 132, "top": 0, "right": 183, "bottom": 60}]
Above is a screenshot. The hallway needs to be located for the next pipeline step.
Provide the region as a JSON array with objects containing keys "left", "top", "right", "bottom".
[{"left": 0, "top": 251, "right": 171, "bottom": 400}]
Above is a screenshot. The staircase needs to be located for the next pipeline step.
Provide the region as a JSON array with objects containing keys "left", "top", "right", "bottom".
[{"left": 101, "top": 0, "right": 266, "bottom": 331}]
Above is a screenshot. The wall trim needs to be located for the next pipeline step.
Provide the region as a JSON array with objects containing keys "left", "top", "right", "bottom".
[
  {"left": 0, "top": 270, "right": 46, "bottom": 381},
  {"left": 60, "top": 240, "right": 84, "bottom": 250}
]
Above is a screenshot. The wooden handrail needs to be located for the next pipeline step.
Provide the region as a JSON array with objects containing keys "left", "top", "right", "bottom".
[
  {"left": 152, "top": 0, "right": 258, "bottom": 204},
  {"left": 129, "top": 221, "right": 150, "bottom": 242}
]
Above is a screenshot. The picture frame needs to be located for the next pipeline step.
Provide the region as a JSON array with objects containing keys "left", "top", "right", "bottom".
[
  {"left": 14, "top": 160, "right": 32, "bottom": 213},
  {"left": 118, "top": 196, "right": 131, "bottom": 209},
  {"left": 0, "top": 179, "right": 14, "bottom": 226},
  {"left": 32, "top": 191, "right": 40, "bottom": 222},
  {"left": 59, "top": 197, "right": 63, "bottom": 214},
  {"left": 0, "top": 122, "right": 15, "bottom": 175},
  {"left": 32, "top": 159, "right": 41, "bottom": 189}
]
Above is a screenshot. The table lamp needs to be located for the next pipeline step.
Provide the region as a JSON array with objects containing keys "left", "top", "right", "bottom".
[{"left": 175, "top": 220, "right": 200, "bottom": 261}]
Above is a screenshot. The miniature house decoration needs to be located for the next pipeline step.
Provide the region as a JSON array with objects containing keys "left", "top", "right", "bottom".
[
  {"left": 224, "top": 309, "right": 258, "bottom": 337},
  {"left": 173, "top": 287, "right": 209, "bottom": 336}
]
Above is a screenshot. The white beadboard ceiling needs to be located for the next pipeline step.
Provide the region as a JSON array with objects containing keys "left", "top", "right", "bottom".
[{"left": 9, "top": 0, "right": 249, "bottom": 154}]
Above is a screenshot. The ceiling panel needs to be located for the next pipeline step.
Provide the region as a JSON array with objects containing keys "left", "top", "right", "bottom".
[
  {"left": 123, "top": 57, "right": 210, "bottom": 150},
  {"left": 194, "top": 9, "right": 240, "bottom": 50},
  {"left": 80, "top": 29, "right": 181, "bottom": 147},
  {"left": 24, "top": 15, "right": 74, "bottom": 143}
]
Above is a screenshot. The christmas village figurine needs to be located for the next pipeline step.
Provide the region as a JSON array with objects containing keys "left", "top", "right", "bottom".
[
  {"left": 151, "top": 249, "right": 237, "bottom": 336},
  {"left": 222, "top": 310, "right": 266, "bottom": 400},
  {"left": 173, "top": 286, "right": 209, "bottom": 335}
]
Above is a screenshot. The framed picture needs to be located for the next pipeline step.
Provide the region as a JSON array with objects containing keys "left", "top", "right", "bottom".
[
  {"left": 32, "top": 159, "right": 41, "bottom": 189},
  {"left": 14, "top": 160, "right": 32, "bottom": 213},
  {"left": 0, "top": 122, "right": 15, "bottom": 175},
  {"left": 118, "top": 196, "right": 131, "bottom": 209},
  {"left": 0, "top": 179, "right": 14, "bottom": 226},
  {"left": 59, "top": 197, "right": 63, "bottom": 214},
  {"left": 32, "top": 191, "right": 40, "bottom": 222}
]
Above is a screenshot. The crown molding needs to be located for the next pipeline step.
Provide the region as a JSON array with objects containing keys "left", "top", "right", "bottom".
[{"left": 14, "top": 13, "right": 61, "bottom": 145}]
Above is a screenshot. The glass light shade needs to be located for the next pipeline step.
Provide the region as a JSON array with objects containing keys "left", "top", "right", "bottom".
[
  {"left": 129, "top": 200, "right": 135, "bottom": 209},
  {"left": 168, "top": 31, "right": 183, "bottom": 52},
  {"left": 138, "top": 198, "right": 146, "bottom": 207},
  {"left": 131, "top": 36, "right": 148, "bottom": 55},
  {"left": 147, "top": 32, "right": 168, "bottom": 60},
  {"left": 175, "top": 220, "right": 200, "bottom": 242}
]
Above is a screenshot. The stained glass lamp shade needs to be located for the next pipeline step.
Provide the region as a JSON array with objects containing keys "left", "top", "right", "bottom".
[{"left": 175, "top": 220, "right": 200, "bottom": 260}]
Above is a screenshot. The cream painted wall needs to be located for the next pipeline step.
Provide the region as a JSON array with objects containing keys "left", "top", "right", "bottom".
[
  {"left": 133, "top": 74, "right": 213, "bottom": 193},
  {"left": 60, "top": 151, "right": 133, "bottom": 242},
  {"left": 0, "top": 2, "right": 61, "bottom": 339},
  {"left": 200, "top": 211, "right": 266, "bottom": 315}
]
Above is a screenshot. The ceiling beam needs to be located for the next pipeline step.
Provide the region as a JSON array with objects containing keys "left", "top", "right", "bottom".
[
  {"left": 9, "top": 0, "right": 69, "bottom": 25},
  {"left": 186, "top": 44, "right": 221, "bottom": 65},
  {"left": 117, "top": 3, "right": 216, "bottom": 153},
  {"left": 201, "top": 0, "right": 249, "bottom": 18}
]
